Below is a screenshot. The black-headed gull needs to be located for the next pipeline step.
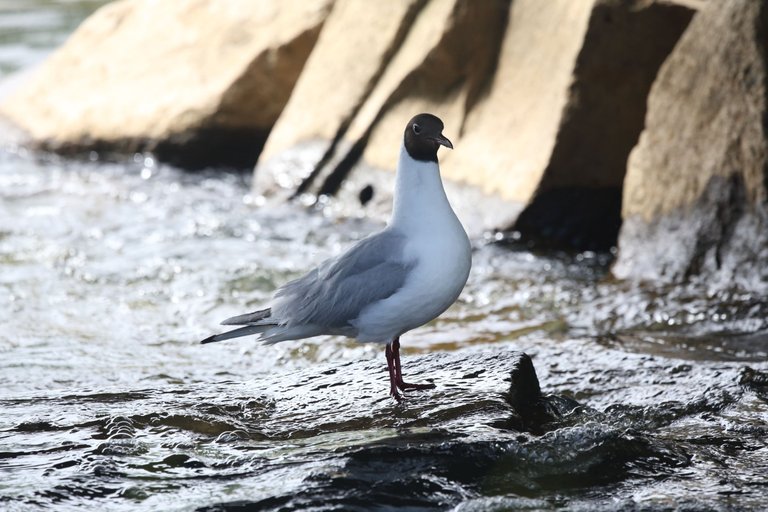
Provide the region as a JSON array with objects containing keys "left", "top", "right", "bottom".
[{"left": 202, "top": 113, "right": 472, "bottom": 401}]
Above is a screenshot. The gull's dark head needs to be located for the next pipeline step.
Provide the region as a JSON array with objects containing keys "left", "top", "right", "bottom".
[{"left": 403, "top": 113, "right": 453, "bottom": 163}]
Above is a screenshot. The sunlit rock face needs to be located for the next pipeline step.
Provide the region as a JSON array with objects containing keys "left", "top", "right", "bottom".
[
  {"left": 511, "top": 0, "right": 693, "bottom": 251},
  {"left": 0, "top": 0, "right": 333, "bottom": 168},
  {"left": 254, "top": 0, "right": 694, "bottom": 238},
  {"left": 254, "top": 0, "right": 425, "bottom": 197},
  {"left": 614, "top": 0, "right": 768, "bottom": 292}
]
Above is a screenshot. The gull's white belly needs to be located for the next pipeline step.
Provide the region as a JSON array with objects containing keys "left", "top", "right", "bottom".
[{"left": 353, "top": 228, "right": 471, "bottom": 343}]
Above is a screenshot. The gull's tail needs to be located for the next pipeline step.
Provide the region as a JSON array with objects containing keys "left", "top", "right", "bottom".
[
  {"left": 200, "top": 308, "right": 275, "bottom": 344},
  {"left": 200, "top": 308, "right": 326, "bottom": 345}
]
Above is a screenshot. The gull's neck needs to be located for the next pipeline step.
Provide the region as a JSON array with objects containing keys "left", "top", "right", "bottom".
[{"left": 390, "top": 142, "right": 456, "bottom": 232}]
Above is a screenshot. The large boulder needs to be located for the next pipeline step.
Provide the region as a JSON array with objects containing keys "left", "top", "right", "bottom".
[
  {"left": 0, "top": 0, "right": 333, "bottom": 168},
  {"left": 316, "top": 0, "right": 511, "bottom": 232},
  {"left": 254, "top": 0, "right": 509, "bottom": 213},
  {"left": 254, "top": 0, "right": 425, "bottom": 195},
  {"left": 338, "top": 0, "right": 692, "bottom": 237},
  {"left": 614, "top": 0, "right": 768, "bottom": 291},
  {"left": 512, "top": 0, "right": 693, "bottom": 250},
  {"left": 254, "top": 0, "right": 694, "bottom": 237},
  {"left": 442, "top": 0, "right": 596, "bottom": 205}
]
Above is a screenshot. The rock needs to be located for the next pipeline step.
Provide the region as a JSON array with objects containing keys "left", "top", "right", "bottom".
[
  {"left": 346, "top": 0, "right": 691, "bottom": 237},
  {"left": 505, "top": 353, "right": 541, "bottom": 410},
  {"left": 13, "top": 337, "right": 763, "bottom": 510},
  {"left": 614, "top": 0, "right": 768, "bottom": 291},
  {"left": 341, "top": 0, "right": 507, "bottom": 180},
  {"left": 255, "top": 0, "right": 509, "bottom": 215},
  {"left": 253, "top": 0, "right": 693, "bottom": 238},
  {"left": 443, "top": 0, "right": 595, "bottom": 205},
  {"left": 0, "top": 0, "right": 333, "bottom": 168},
  {"left": 331, "top": 0, "right": 510, "bottom": 231},
  {"left": 254, "top": 0, "right": 425, "bottom": 195},
  {"left": 261, "top": 348, "right": 549, "bottom": 434},
  {"left": 512, "top": 0, "right": 693, "bottom": 250},
  {"left": 240, "top": 347, "right": 571, "bottom": 438}
]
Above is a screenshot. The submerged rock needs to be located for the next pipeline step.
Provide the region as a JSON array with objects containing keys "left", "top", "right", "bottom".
[
  {"left": 0, "top": 0, "right": 333, "bottom": 168},
  {"left": 614, "top": 0, "right": 768, "bottom": 291},
  {"left": 4, "top": 337, "right": 766, "bottom": 510},
  {"left": 447, "top": 0, "right": 690, "bottom": 205}
]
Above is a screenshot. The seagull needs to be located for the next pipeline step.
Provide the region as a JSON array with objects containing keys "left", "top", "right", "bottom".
[{"left": 201, "top": 113, "right": 472, "bottom": 401}]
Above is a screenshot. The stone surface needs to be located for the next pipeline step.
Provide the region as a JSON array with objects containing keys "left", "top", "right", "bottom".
[
  {"left": 253, "top": 0, "right": 693, "bottom": 239},
  {"left": 614, "top": 0, "right": 768, "bottom": 290},
  {"left": 326, "top": 0, "right": 511, "bottom": 232},
  {"left": 443, "top": 0, "right": 594, "bottom": 204},
  {"left": 317, "top": 0, "right": 584, "bottom": 230},
  {"left": 513, "top": 0, "right": 694, "bottom": 250},
  {"left": 253, "top": 0, "right": 512, "bottom": 233},
  {"left": 0, "top": 0, "right": 333, "bottom": 168},
  {"left": 254, "top": 0, "right": 424, "bottom": 194}
]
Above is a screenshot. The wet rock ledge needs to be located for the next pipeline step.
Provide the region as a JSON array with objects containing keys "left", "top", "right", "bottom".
[
  {"left": 247, "top": 349, "right": 569, "bottom": 437},
  {"left": 4, "top": 343, "right": 767, "bottom": 510},
  {"left": 0, "top": 0, "right": 334, "bottom": 169},
  {"left": 189, "top": 345, "right": 763, "bottom": 510}
]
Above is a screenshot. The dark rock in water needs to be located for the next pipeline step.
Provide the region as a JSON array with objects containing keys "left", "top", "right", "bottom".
[
  {"left": 506, "top": 352, "right": 541, "bottom": 409},
  {"left": 187, "top": 348, "right": 704, "bottom": 511},
  {"left": 500, "top": 351, "right": 580, "bottom": 435}
]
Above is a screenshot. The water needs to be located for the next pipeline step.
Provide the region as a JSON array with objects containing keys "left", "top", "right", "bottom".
[
  {"left": 0, "top": 0, "right": 108, "bottom": 77},
  {"left": 2, "top": 3, "right": 768, "bottom": 511}
]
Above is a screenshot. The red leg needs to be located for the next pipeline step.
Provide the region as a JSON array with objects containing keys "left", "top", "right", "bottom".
[
  {"left": 393, "top": 337, "right": 436, "bottom": 391},
  {"left": 385, "top": 342, "right": 401, "bottom": 401}
]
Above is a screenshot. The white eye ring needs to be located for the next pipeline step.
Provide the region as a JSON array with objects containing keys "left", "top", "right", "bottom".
[{"left": 412, "top": 123, "right": 421, "bottom": 134}]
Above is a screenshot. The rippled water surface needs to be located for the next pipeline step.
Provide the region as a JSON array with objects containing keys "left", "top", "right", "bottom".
[{"left": 2, "top": 3, "right": 768, "bottom": 511}]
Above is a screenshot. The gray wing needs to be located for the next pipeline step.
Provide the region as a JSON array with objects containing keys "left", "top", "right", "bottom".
[
  {"left": 271, "top": 229, "right": 414, "bottom": 329},
  {"left": 220, "top": 308, "right": 271, "bottom": 326}
]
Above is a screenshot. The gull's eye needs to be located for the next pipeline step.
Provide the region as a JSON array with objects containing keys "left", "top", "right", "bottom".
[{"left": 412, "top": 123, "right": 421, "bottom": 135}]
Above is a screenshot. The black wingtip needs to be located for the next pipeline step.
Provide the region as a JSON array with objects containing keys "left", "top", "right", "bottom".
[{"left": 200, "top": 335, "right": 219, "bottom": 345}]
